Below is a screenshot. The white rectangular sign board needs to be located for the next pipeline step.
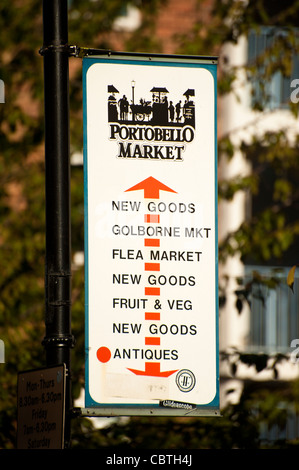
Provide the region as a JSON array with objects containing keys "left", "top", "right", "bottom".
[{"left": 83, "top": 53, "right": 219, "bottom": 416}]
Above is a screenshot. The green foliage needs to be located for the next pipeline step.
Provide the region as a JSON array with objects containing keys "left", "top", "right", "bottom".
[
  {"left": 69, "top": 376, "right": 299, "bottom": 449},
  {"left": 218, "top": 129, "right": 299, "bottom": 263},
  {"left": 70, "top": 413, "right": 260, "bottom": 449}
]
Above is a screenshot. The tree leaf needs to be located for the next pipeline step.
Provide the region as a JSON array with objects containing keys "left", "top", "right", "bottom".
[{"left": 287, "top": 265, "right": 297, "bottom": 292}]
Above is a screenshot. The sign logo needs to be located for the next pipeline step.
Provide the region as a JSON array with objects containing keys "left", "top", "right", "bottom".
[
  {"left": 107, "top": 83, "right": 195, "bottom": 161},
  {"left": 176, "top": 369, "right": 196, "bottom": 392}
]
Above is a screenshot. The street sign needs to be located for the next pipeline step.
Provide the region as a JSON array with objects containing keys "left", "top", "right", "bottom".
[
  {"left": 17, "top": 365, "right": 65, "bottom": 449},
  {"left": 83, "top": 53, "right": 219, "bottom": 416}
]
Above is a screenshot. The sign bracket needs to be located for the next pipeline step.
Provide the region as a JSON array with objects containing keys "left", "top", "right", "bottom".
[{"left": 74, "top": 406, "right": 221, "bottom": 418}]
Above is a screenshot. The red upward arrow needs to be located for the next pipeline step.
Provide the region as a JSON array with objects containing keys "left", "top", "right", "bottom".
[{"left": 125, "top": 177, "right": 177, "bottom": 199}]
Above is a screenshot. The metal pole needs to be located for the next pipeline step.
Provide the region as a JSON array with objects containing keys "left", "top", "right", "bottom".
[{"left": 41, "top": 0, "right": 74, "bottom": 448}]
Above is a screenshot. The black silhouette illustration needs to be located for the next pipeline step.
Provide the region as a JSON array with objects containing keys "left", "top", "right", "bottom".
[{"left": 107, "top": 83, "right": 195, "bottom": 128}]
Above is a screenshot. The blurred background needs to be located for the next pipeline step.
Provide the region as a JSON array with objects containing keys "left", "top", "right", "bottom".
[{"left": 0, "top": 0, "right": 299, "bottom": 449}]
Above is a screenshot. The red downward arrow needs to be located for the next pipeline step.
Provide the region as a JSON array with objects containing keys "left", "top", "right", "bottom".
[
  {"left": 128, "top": 362, "right": 178, "bottom": 377},
  {"left": 125, "top": 177, "right": 177, "bottom": 199}
]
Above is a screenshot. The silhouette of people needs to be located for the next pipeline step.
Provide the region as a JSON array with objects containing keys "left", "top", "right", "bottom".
[
  {"left": 118, "top": 95, "right": 129, "bottom": 120},
  {"left": 175, "top": 100, "right": 181, "bottom": 122},
  {"left": 110, "top": 86, "right": 194, "bottom": 127},
  {"left": 169, "top": 101, "right": 175, "bottom": 122}
]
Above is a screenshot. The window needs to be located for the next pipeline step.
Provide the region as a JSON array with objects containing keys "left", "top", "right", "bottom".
[
  {"left": 245, "top": 266, "right": 299, "bottom": 352},
  {"left": 248, "top": 27, "right": 299, "bottom": 109}
]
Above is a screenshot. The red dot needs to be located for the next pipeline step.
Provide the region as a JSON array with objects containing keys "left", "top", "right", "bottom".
[{"left": 97, "top": 347, "right": 111, "bottom": 363}]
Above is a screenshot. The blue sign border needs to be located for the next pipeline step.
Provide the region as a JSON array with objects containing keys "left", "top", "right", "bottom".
[{"left": 82, "top": 53, "right": 219, "bottom": 416}]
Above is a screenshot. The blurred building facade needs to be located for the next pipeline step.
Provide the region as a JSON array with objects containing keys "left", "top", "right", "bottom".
[{"left": 218, "top": 25, "right": 299, "bottom": 441}]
